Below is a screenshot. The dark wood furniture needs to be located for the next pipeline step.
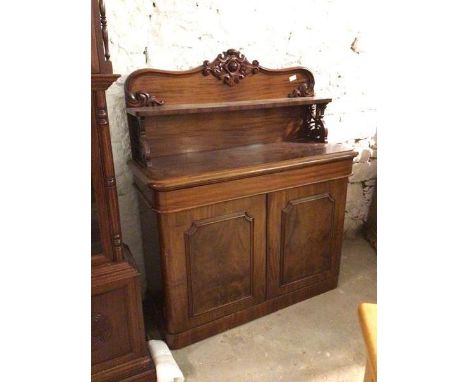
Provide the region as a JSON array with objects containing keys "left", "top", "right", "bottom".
[
  {"left": 92, "top": 0, "right": 156, "bottom": 380},
  {"left": 125, "top": 49, "right": 357, "bottom": 349}
]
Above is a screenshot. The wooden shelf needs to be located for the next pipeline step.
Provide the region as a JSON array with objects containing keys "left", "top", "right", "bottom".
[{"left": 127, "top": 96, "right": 332, "bottom": 117}]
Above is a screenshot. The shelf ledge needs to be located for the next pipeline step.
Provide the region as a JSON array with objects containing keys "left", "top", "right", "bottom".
[{"left": 126, "top": 96, "right": 332, "bottom": 117}]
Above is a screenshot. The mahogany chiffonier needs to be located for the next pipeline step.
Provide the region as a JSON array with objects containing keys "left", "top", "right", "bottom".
[
  {"left": 91, "top": 0, "right": 156, "bottom": 380},
  {"left": 125, "top": 49, "right": 357, "bottom": 349}
]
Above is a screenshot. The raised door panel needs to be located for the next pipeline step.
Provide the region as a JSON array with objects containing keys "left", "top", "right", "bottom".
[
  {"left": 280, "top": 193, "right": 334, "bottom": 284},
  {"left": 267, "top": 178, "right": 348, "bottom": 298},
  {"left": 186, "top": 211, "right": 254, "bottom": 317},
  {"left": 158, "top": 195, "right": 266, "bottom": 333}
]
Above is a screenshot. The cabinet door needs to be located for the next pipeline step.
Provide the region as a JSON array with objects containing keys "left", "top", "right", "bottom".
[
  {"left": 160, "top": 195, "right": 266, "bottom": 333},
  {"left": 91, "top": 266, "right": 146, "bottom": 375},
  {"left": 267, "top": 178, "right": 347, "bottom": 298}
]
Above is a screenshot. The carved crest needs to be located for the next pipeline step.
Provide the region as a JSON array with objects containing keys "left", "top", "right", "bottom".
[{"left": 202, "top": 49, "right": 260, "bottom": 87}]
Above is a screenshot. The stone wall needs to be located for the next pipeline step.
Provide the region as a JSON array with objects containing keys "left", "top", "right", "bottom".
[{"left": 105, "top": 0, "right": 377, "bottom": 284}]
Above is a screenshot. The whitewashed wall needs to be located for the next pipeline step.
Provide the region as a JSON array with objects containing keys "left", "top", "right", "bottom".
[{"left": 105, "top": 0, "right": 377, "bottom": 285}]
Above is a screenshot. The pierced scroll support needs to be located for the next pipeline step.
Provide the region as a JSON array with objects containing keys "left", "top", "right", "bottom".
[
  {"left": 128, "top": 115, "right": 152, "bottom": 167},
  {"left": 127, "top": 91, "right": 165, "bottom": 107},
  {"left": 303, "top": 104, "right": 328, "bottom": 143}
]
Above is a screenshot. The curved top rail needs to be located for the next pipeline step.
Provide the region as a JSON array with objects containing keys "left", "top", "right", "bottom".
[{"left": 124, "top": 49, "right": 316, "bottom": 107}]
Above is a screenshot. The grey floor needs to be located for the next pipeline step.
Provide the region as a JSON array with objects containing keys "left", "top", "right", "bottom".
[{"left": 166, "top": 238, "right": 377, "bottom": 382}]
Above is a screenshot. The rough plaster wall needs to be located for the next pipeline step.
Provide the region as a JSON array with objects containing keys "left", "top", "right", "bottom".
[{"left": 105, "top": 0, "right": 377, "bottom": 285}]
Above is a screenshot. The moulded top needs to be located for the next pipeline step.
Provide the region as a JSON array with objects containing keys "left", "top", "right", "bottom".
[{"left": 129, "top": 141, "right": 356, "bottom": 191}]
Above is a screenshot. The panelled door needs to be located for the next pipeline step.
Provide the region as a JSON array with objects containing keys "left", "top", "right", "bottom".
[
  {"left": 267, "top": 178, "right": 348, "bottom": 298},
  {"left": 161, "top": 194, "right": 266, "bottom": 333}
]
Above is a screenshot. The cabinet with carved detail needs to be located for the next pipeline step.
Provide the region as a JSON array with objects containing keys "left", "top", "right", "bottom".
[
  {"left": 126, "top": 49, "right": 357, "bottom": 349},
  {"left": 158, "top": 195, "right": 267, "bottom": 334},
  {"left": 267, "top": 179, "right": 348, "bottom": 298},
  {"left": 91, "top": 0, "right": 156, "bottom": 380}
]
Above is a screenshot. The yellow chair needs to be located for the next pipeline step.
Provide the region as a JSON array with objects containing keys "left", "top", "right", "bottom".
[{"left": 359, "top": 303, "right": 377, "bottom": 382}]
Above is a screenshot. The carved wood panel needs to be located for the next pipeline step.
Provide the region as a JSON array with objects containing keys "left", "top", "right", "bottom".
[
  {"left": 91, "top": 260, "right": 155, "bottom": 380},
  {"left": 125, "top": 49, "right": 315, "bottom": 106},
  {"left": 157, "top": 195, "right": 266, "bottom": 333},
  {"left": 280, "top": 194, "right": 334, "bottom": 285},
  {"left": 202, "top": 49, "right": 260, "bottom": 87},
  {"left": 185, "top": 211, "right": 254, "bottom": 317},
  {"left": 267, "top": 179, "right": 348, "bottom": 298},
  {"left": 91, "top": 287, "right": 132, "bottom": 365}
]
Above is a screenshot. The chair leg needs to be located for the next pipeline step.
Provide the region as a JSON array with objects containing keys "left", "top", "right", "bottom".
[{"left": 363, "top": 360, "right": 373, "bottom": 382}]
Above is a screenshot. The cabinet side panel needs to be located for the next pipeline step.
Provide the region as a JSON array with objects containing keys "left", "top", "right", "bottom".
[
  {"left": 91, "top": 261, "right": 152, "bottom": 378},
  {"left": 92, "top": 287, "right": 132, "bottom": 365},
  {"left": 329, "top": 178, "right": 348, "bottom": 275},
  {"left": 137, "top": 194, "right": 162, "bottom": 295}
]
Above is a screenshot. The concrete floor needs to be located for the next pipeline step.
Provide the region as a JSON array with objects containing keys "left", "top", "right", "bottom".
[{"left": 155, "top": 238, "right": 376, "bottom": 382}]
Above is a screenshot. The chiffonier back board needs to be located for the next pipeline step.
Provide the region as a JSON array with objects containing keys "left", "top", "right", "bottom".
[{"left": 125, "top": 49, "right": 357, "bottom": 349}]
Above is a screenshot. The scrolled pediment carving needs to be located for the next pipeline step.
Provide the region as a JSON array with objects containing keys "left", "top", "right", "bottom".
[
  {"left": 288, "top": 82, "right": 315, "bottom": 98},
  {"left": 202, "top": 49, "right": 260, "bottom": 87},
  {"left": 127, "top": 91, "right": 165, "bottom": 107}
]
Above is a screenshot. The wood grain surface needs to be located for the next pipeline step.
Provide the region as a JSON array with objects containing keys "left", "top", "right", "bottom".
[
  {"left": 91, "top": 0, "right": 156, "bottom": 378},
  {"left": 127, "top": 49, "right": 356, "bottom": 348},
  {"left": 133, "top": 141, "right": 355, "bottom": 191},
  {"left": 127, "top": 96, "right": 332, "bottom": 117}
]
